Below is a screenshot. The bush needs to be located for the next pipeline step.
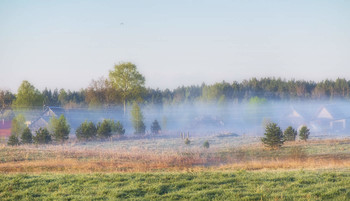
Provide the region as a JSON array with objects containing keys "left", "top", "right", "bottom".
[
  {"left": 284, "top": 126, "right": 297, "bottom": 141},
  {"left": 261, "top": 122, "right": 284, "bottom": 149},
  {"left": 151, "top": 120, "right": 161, "bottom": 134},
  {"left": 7, "top": 134, "right": 19, "bottom": 146},
  {"left": 34, "top": 128, "right": 52, "bottom": 144},
  {"left": 108, "top": 120, "right": 125, "bottom": 136},
  {"left": 97, "top": 119, "right": 112, "bottom": 139},
  {"left": 203, "top": 140, "right": 210, "bottom": 148},
  {"left": 20, "top": 127, "right": 33, "bottom": 144},
  {"left": 51, "top": 115, "right": 70, "bottom": 143},
  {"left": 114, "top": 121, "right": 125, "bottom": 136},
  {"left": 76, "top": 121, "right": 97, "bottom": 141},
  {"left": 184, "top": 138, "right": 190, "bottom": 145},
  {"left": 299, "top": 126, "right": 310, "bottom": 141}
]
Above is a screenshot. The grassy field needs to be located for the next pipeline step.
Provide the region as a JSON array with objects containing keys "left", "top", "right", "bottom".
[
  {"left": 1, "top": 136, "right": 350, "bottom": 172},
  {"left": 1, "top": 170, "right": 350, "bottom": 200},
  {"left": 1, "top": 135, "right": 350, "bottom": 200}
]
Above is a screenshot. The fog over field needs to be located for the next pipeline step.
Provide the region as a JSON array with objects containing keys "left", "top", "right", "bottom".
[
  {"left": 1, "top": 1, "right": 350, "bottom": 200},
  {"left": 10, "top": 100, "right": 350, "bottom": 138}
]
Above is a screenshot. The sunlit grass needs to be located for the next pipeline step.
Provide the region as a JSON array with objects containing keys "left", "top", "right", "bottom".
[{"left": 1, "top": 170, "right": 350, "bottom": 200}]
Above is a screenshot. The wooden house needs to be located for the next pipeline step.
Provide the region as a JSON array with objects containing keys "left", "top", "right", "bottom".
[
  {"left": 311, "top": 105, "right": 350, "bottom": 133},
  {"left": 29, "top": 106, "right": 65, "bottom": 132},
  {"left": 279, "top": 106, "right": 313, "bottom": 130},
  {"left": 0, "top": 109, "right": 14, "bottom": 137}
]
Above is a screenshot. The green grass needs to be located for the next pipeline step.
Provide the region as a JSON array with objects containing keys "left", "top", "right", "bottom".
[{"left": 1, "top": 170, "right": 350, "bottom": 200}]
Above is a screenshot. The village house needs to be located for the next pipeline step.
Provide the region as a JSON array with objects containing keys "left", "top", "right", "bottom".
[
  {"left": 0, "top": 109, "right": 14, "bottom": 137},
  {"left": 29, "top": 106, "right": 65, "bottom": 132},
  {"left": 310, "top": 105, "right": 350, "bottom": 133}
]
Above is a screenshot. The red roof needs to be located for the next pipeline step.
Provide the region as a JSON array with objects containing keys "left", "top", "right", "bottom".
[
  {"left": 0, "top": 129, "right": 11, "bottom": 137},
  {"left": 0, "top": 120, "right": 11, "bottom": 137}
]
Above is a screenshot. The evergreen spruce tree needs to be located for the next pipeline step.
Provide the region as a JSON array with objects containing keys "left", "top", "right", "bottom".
[
  {"left": 151, "top": 119, "right": 161, "bottom": 134},
  {"left": 76, "top": 121, "right": 96, "bottom": 141},
  {"left": 107, "top": 120, "right": 125, "bottom": 136},
  {"left": 52, "top": 115, "right": 70, "bottom": 143},
  {"left": 7, "top": 134, "right": 19, "bottom": 146},
  {"left": 261, "top": 122, "right": 284, "bottom": 149},
  {"left": 33, "top": 128, "right": 52, "bottom": 144},
  {"left": 21, "top": 127, "right": 33, "bottom": 144},
  {"left": 299, "top": 126, "right": 310, "bottom": 141},
  {"left": 114, "top": 121, "right": 125, "bottom": 136},
  {"left": 283, "top": 126, "right": 297, "bottom": 141},
  {"left": 97, "top": 119, "right": 112, "bottom": 139}
]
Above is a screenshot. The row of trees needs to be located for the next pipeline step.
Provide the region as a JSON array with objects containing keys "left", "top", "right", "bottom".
[
  {"left": 72, "top": 114, "right": 160, "bottom": 142},
  {"left": 8, "top": 115, "right": 70, "bottom": 145},
  {"left": 2, "top": 62, "right": 350, "bottom": 110},
  {"left": 75, "top": 119, "right": 125, "bottom": 141},
  {"left": 75, "top": 117, "right": 160, "bottom": 141},
  {"left": 8, "top": 109, "right": 162, "bottom": 145},
  {"left": 261, "top": 123, "right": 310, "bottom": 149},
  {"left": 8, "top": 127, "right": 52, "bottom": 145}
]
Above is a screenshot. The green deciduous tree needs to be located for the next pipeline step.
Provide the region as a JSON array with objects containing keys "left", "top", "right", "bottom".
[
  {"left": 34, "top": 128, "right": 52, "bottom": 144},
  {"left": 11, "top": 114, "right": 26, "bottom": 137},
  {"left": 7, "top": 134, "right": 19, "bottom": 146},
  {"left": 97, "top": 119, "right": 112, "bottom": 139},
  {"left": 12, "top": 80, "right": 43, "bottom": 110},
  {"left": 85, "top": 78, "right": 120, "bottom": 108},
  {"left": 203, "top": 140, "right": 210, "bottom": 148},
  {"left": 131, "top": 102, "right": 145, "bottom": 135},
  {"left": 20, "top": 127, "right": 33, "bottom": 144},
  {"left": 283, "top": 126, "right": 297, "bottom": 141},
  {"left": 151, "top": 120, "right": 161, "bottom": 134},
  {"left": 109, "top": 62, "right": 145, "bottom": 115},
  {"left": 299, "top": 126, "right": 310, "bottom": 141},
  {"left": 76, "top": 121, "right": 97, "bottom": 141},
  {"left": 249, "top": 96, "right": 267, "bottom": 105},
  {"left": 51, "top": 115, "right": 70, "bottom": 143},
  {"left": 261, "top": 122, "right": 284, "bottom": 149},
  {"left": 48, "top": 116, "right": 58, "bottom": 134}
]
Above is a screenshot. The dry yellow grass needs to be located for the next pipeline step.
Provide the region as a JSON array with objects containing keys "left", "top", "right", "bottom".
[
  {"left": 1, "top": 154, "right": 350, "bottom": 173},
  {"left": 1, "top": 138, "right": 350, "bottom": 173},
  {"left": 218, "top": 157, "right": 350, "bottom": 171}
]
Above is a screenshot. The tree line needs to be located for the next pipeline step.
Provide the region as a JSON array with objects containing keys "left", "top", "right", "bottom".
[
  {"left": 7, "top": 104, "right": 162, "bottom": 146},
  {"left": 1, "top": 62, "right": 350, "bottom": 110}
]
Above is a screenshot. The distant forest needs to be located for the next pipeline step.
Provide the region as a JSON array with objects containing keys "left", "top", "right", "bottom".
[{"left": 1, "top": 77, "right": 350, "bottom": 110}]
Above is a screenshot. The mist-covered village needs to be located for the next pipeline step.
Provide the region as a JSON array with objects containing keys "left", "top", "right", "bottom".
[
  {"left": 2, "top": 1, "right": 350, "bottom": 199},
  {"left": 2, "top": 102, "right": 350, "bottom": 139},
  {"left": 1, "top": 63, "right": 350, "bottom": 143}
]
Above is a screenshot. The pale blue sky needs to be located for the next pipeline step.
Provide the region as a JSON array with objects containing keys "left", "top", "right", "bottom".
[{"left": 0, "top": 0, "right": 349, "bottom": 92}]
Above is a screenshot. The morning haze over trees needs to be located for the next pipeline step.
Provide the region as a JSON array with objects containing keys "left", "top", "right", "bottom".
[
  {"left": 2, "top": 64, "right": 350, "bottom": 110},
  {"left": 1, "top": 61, "right": 347, "bottom": 142},
  {"left": 1, "top": 0, "right": 349, "bottom": 199}
]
